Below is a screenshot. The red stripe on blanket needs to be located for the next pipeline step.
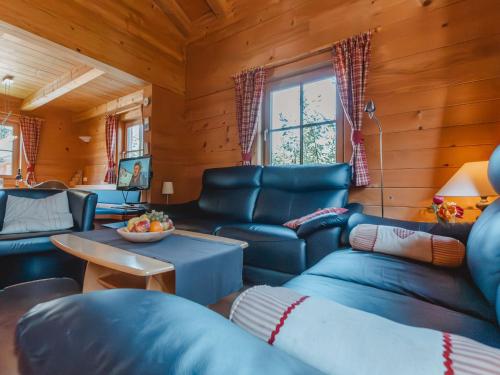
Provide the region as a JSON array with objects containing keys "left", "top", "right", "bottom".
[
  {"left": 443, "top": 332, "right": 454, "bottom": 375},
  {"left": 268, "top": 296, "right": 309, "bottom": 345}
]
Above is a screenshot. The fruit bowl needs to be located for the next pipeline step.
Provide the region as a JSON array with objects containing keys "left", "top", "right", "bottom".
[{"left": 117, "top": 226, "right": 175, "bottom": 243}]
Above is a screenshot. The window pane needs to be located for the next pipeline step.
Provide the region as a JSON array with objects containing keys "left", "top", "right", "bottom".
[
  {"left": 271, "top": 86, "right": 300, "bottom": 129},
  {"left": 126, "top": 124, "right": 143, "bottom": 154},
  {"left": 303, "top": 123, "right": 336, "bottom": 164},
  {"left": 0, "top": 150, "right": 13, "bottom": 175},
  {"left": 0, "top": 126, "right": 14, "bottom": 151},
  {"left": 271, "top": 129, "right": 300, "bottom": 165},
  {"left": 303, "top": 77, "right": 336, "bottom": 124}
]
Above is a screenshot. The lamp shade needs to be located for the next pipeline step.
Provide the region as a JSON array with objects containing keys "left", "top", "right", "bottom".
[
  {"left": 162, "top": 181, "right": 174, "bottom": 195},
  {"left": 436, "top": 161, "right": 497, "bottom": 197}
]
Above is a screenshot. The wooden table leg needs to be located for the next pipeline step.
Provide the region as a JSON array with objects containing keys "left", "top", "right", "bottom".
[
  {"left": 146, "top": 271, "right": 175, "bottom": 294},
  {"left": 83, "top": 262, "right": 110, "bottom": 293}
]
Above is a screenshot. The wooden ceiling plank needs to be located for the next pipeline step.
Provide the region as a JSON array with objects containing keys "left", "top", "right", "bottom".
[
  {"left": 21, "top": 65, "right": 104, "bottom": 111},
  {"left": 155, "top": 0, "right": 192, "bottom": 36},
  {"left": 72, "top": 89, "right": 144, "bottom": 123},
  {"left": 206, "top": 0, "right": 232, "bottom": 18}
]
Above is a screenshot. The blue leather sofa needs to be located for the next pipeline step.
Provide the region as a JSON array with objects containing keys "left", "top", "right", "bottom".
[
  {"left": 156, "top": 164, "right": 361, "bottom": 285},
  {"left": 0, "top": 189, "right": 97, "bottom": 288},
  {"left": 14, "top": 146, "right": 500, "bottom": 374}
]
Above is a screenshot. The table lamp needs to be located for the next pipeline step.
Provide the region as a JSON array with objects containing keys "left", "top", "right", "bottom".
[
  {"left": 162, "top": 181, "right": 174, "bottom": 204},
  {"left": 436, "top": 161, "right": 497, "bottom": 211}
]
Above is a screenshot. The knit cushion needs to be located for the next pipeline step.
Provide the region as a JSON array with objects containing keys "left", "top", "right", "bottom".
[
  {"left": 283, "top": 207, "right": 348, "bottom": 230},
  {"left": 349, "top": 224, "right": 465, "bottom": 267}
]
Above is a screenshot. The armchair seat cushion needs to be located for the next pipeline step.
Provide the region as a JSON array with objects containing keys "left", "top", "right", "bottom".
[
  {"left": 217, "top": 224, "right": 306, "bottom": 275},
  {"left": 0, "top": 230, "right": 73, "bottom": 256},
  {"left": 304, "top": 250, "right": 495, "bottom": 323},
  {"left": 285, "top": 274, "right": 500, "bottom": 348}
]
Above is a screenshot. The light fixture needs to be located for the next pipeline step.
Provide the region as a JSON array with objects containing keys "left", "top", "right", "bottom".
[
  {"left": 162, "top": 181, "right": 174, "bottom": 204},
  {"left": 436, "top": 161, "right": 497, "bottom": 211},
  {"left": 364, "top": 99, "right": 385, "bottom": 217},
  {"left": 2, "top": 75, "right": 14, "bottom": 86}
]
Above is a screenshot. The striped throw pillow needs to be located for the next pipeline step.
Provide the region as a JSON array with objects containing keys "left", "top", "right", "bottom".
[
  {"left": 283, "top": 207, "right": 348, "bottom": 230},
  {"left": 349, "top": 224, "right": 465, "bottom": 267}
]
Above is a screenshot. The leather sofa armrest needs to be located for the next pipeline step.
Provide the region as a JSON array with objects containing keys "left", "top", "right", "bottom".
[
  {"left": 67, "top": 190, "right": 97, "bottom": 231},
  {"left": 346, "top": 213, "right": 474, "bottom": 245},
  {"left": 297, "top": 213, "right": 349, "bottom": 238},
  {"left": 148, "top": 200, "right": 201, "bottom": 220},
  {"left": 297, "top": 203, "right": 364, "bottom": 239}
]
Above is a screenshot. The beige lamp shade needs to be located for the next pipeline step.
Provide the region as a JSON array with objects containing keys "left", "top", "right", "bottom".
[
  {"left": 437, "top": 161, "right": 497, "bottom": 197},
  {"left": 162, "top": 181, "right": 174, "bottom": 195}
]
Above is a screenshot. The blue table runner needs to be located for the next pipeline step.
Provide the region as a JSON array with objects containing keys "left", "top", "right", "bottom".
[{"left": 74, "top": 229, "right": 243, "bottom": 305}]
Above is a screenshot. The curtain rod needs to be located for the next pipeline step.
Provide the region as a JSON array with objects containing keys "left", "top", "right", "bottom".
[
  {"left": 259, "top": 28, "right": 380, "bottom": 71},
  {"left": 263, "top": 45, "right": 333, "bottom": 70}
]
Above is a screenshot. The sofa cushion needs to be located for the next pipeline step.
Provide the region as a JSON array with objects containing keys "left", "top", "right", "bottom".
[
  {"left": 0, "top": 230, "right": 73, "bottom": 256},
  {"left": 253, "top": 164, "right": 350, "bottom": 225},
  {"left": 285, "top": 274, "right": 500, "bottom": 348},
  {"left": 304, "top": 250, "right": 495, "bottom": 323},
  {"left": 349, "top": 224, "right": 466, "bottom": 267},
  {"left": 173, "top": 217, "right": 239, "bottom": 235},
  {"left": 198, "top": 166, "right": 262, "bottom": 222},
  {"left": 217, "top": 224, "right": 306, "bottom": 275}
]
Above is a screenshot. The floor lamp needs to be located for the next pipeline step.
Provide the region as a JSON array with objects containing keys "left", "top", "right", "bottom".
[{"left": 364, "top": 99, "right": 385, "bottom": 217}]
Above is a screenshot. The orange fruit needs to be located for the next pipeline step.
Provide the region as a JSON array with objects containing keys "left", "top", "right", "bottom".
[{"left": 149, "top": 221, "right": 164, "bottom": 232}]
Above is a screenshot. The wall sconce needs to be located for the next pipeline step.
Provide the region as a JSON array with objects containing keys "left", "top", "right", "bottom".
[{"left": 78, "top": 136, "right": 92, "bottom": 143}]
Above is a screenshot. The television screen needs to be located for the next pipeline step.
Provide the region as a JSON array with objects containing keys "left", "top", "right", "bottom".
[{"left": 117, "top": 155, "right": 152, "bottom": 191}]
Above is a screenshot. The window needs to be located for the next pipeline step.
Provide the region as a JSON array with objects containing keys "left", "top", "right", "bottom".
[
  {"left": 0, "top": 124, "right": 18, "bottom": 176},
  {"left": 124, "top": 123, "right": 144, "bottom": 158},
  {"left": 265, "top": 72, "right": 338, "bottom": 165}
]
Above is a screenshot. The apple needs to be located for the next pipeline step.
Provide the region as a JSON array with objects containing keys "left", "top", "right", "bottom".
[{"left": 132, "top": 219, "right": 150, "bottom": 233}]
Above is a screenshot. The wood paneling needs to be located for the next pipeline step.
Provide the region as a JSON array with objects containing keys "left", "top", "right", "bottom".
[
  {"left": 0, "top": 22, "right": 147, "bottom": 113},
  {"left": 0, "top": 1, "right": 185, "bottom": 93},
  {"left": 184, "top": 0, "right": 500, "bottom": 221}
]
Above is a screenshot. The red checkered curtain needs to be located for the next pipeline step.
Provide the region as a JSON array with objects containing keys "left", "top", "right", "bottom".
[
  {"left": 19, "top": 116, "right": 43, "bottom": 185},
  {"left": 233, "top": 67, "right": 266, "bottom": 165},
  {"left": 104, "top": 114, "right": 118, "bottom": 183},
  {"left": 332, "top": 31, "right": 372, "bottom": 186}
]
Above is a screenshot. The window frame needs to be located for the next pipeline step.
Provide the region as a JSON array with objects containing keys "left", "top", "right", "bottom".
[
  {"left": 262, "top": 67, "right": 344, "bottom": 165},
  {"left": 122, "top": 121, "right": 144, "bottom": 159},
  {"left": 0, "top": 122, "right": 20, "bottom": 178}
]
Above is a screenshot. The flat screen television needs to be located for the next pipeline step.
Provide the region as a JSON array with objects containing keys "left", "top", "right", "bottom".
[{"left": 116, "top": 155, "right": 152, "bottom": 191}]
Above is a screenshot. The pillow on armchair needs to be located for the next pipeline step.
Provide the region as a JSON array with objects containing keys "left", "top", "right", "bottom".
[
  {"left": 349, "top": 224, "right": 465, "bottom": 267},
  {"left": 0, "top": 191, "right": 74, "bottom": 234}
]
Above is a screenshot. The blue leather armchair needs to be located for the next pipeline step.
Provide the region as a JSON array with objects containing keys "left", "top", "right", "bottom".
[
  {"left": 0, "top": 189, "right": 97, "bottom": 288},
  {"left": 156, "top": 164, "right": 360, "bottom": 285}
]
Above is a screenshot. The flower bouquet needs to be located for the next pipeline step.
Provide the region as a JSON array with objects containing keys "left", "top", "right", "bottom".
[{"left": 432, "top": 196, "right": 464, "bottom": 224}]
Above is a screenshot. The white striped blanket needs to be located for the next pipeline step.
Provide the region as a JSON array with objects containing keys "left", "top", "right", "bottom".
[{"left": 230, "top": 286, "right": 500, "bottom": 375}]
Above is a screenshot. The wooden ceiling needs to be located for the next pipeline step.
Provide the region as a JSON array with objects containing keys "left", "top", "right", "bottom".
[
  {"left": 0, "top": 0, "right": 294, "bottom": 111},
  {"left": 0, "top": 21, "right": 147, "bottom": 113}
]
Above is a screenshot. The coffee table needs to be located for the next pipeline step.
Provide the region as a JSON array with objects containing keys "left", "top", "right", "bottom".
[{"left": 51, "top": 230, "right": 247, "bottom": 295}]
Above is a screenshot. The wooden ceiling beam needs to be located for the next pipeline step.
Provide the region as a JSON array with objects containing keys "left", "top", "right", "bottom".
[
  {"left": 21, "top": 65, "right": 104, "bottom": 111},
  {"left": 73, "top": 89, "right": 144, "bottom": 123},
  {"left": 206, "top": 0, "right": 232, "bottom": 18},
  {"left": 154, "top": 0, "right": 192, "bottom": 37}
]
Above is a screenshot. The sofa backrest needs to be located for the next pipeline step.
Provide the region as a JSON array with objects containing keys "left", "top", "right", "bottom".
[
  {"left": 467, "top": 146, "right": 500, "bottom": 309},
  {"left": 198, "top": 166, "right": 262, "bottom": 222},
  {"left": 253, "top": 164, "right": 351, "bottom": 225}
]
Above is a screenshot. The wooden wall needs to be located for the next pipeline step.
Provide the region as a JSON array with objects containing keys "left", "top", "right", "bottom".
[
  {"left": 184, "top": 0, "right": 500, "bottom": 221},
  {"left": 0, "top": 95, "right": 81, "bottom": 186}
]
